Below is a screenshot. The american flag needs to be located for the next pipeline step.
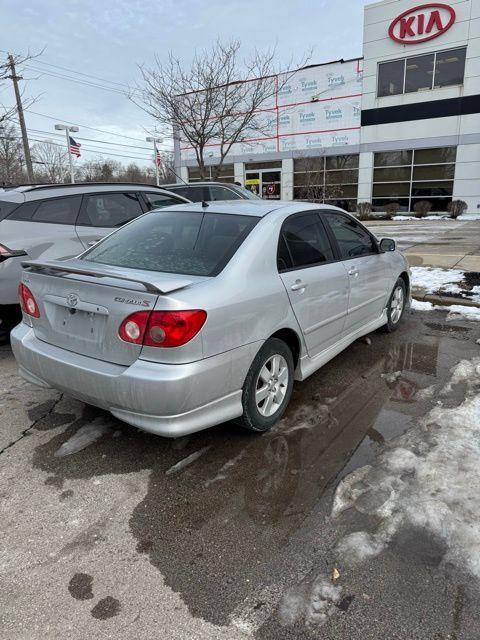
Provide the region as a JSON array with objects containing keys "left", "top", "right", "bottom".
[
  {"left": 69, "top": 136, "right": 81, "bottom": 158},
  {"left": 155, "top": 149, "right": 162, "bottom": 167}
]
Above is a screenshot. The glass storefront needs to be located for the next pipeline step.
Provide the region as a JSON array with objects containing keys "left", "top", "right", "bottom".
[
  {"left": 293, "top": 154, "right": 359, "bottom": 211},
  {"left": 372, "top": 147, "right": 457, "bottom": 212}
]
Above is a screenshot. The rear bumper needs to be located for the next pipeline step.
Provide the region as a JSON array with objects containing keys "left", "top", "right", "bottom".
[{"left": 11, "top": 323, "right": 261, "bottom": 437}]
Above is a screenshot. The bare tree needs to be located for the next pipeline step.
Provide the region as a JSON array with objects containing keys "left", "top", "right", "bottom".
[
  {"left": 136, "top": 40, "right": 308, "bottom": 180},
  {"left": 31, "top": 140, "right": 69, "bottom": 183},
  {"left": 0, "top": 122, "right": 25, "bottom": 185},
  {"left": 294, "top": 156, "right": 344, "bottom": 203}
]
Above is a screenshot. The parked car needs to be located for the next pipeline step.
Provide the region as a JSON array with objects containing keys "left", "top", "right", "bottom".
[
  {"left": 12, "top": 200, "right": 410, "bottom": 438},
  {"left": 0, "top": 183, "right": 189, "bottom": 341},
  {"left": 162, "top": 181, "right": 260, "bottom": 202}
]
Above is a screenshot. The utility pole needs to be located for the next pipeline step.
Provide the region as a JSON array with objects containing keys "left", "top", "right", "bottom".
[{"left": 7, "top": 54, "right": 33, "bottom": 182}]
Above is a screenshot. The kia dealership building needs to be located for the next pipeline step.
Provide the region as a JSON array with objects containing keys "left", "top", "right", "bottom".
[{"left": 176, "top": 0, "right": 480, "bottom": 213}]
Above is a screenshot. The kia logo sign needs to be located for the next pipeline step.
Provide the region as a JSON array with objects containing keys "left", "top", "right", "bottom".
[{"left": 389, "top": 3, "right": 456, "bottom": 44}]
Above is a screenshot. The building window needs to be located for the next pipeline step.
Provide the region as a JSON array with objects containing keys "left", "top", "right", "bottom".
[
  {"left": 377, "top": 47, "right": 466, "bottom": 97},
  {"left": 293, "top": 154, "right": 359, "bottom": 211},
  {"left": 188, "top": 164, "right": 235, "bottom": 183},
  {"left": 372, "top": 147, "right": 457, "bottom": 212}
]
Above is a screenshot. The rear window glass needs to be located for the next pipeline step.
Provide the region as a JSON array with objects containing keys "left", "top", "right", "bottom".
[
  {"left": 0, "top": 200, "right": 20, "bottom": 221},
  {"left": 84, "top": 210, "right": 258, "bottom": 276}
]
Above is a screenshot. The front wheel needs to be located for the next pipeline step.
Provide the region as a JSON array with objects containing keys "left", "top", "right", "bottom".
[
  {"left": 383, "top": 278, "right": 407, "bottom": 333},
  {"left": 236, "top": 338, "right": 294, "bottom": 433}
]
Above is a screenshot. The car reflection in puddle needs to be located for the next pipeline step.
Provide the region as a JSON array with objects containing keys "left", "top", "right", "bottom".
[{"left": 129, "top": 319, "right": 470, "bottom": 628}]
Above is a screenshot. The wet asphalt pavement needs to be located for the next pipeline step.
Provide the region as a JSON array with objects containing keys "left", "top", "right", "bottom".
[{"left": 1, "top": 310, "right": 480, "bottom": 639}]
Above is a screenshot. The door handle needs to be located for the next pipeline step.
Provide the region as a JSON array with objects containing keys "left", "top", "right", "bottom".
[
  {"left": 291, "top": 280, "right": 308, "bottom": 292},
  {"left": 348, "top": 267, "right": 359, "bottom": 277}
]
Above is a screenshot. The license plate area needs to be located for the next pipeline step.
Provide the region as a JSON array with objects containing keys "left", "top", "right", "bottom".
[{"left": 57, "top": 307, "right": 108, "bottom": 341}]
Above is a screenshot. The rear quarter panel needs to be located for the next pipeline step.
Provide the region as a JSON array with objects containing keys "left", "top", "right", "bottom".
[{"left": 0, "top": 220, "right": 84, "bottom": 305}]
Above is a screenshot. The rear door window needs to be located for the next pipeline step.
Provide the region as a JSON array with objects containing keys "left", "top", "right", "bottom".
[
  {"left": 142, "top": 192, "right": 184, "bottom": 210},
  {"left": 208, "top": 186, "right": 241, "bottom": 201},
  {"left": 323, "top": 212, "right": 377, "bottom": 259},
  {"left": 278, "top": 213, "right": 334, "bottom": 271},
  {"left": 168, "top": 185, "right": 207, "bottom": 202},
  {"left": 85, "top": 210, "right": 258, "bottom": 276},
  {"left": 30, "top": 196, "right": 81, "bottom": 225},
  {"left": 0, "top": 200, "right": 21, "bottom": 221},
  {"left": 78, "top": 192, "right": 144, "bottom": 227}
]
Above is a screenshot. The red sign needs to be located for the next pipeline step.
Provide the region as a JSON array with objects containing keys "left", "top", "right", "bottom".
[{"left": 389, "top": 3, "right": 456, "bottom": 44}]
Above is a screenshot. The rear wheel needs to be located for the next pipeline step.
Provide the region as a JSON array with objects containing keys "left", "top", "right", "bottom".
[
  {"left": 383, "top": 278, "right": 406, "bottom": 333},
  {"left": 237, "top": 338, "right": 294, "bottom": 433}
]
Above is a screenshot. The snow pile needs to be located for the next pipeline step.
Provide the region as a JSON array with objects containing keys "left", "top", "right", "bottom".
[
  {"left": 411, "top": 266, "right": 465, "bottom": 295},
  {"left": 332, "top": 357, "right": 480, "bottom": 578},
  {"left": 411, "top": 298, "right": 480, "bottom": 321},
  {"left": 54, "top": 416, "right": 111, "bottom": 457},
  {"left": 278, "top": 575, "right": 342, "bottom": 628}
]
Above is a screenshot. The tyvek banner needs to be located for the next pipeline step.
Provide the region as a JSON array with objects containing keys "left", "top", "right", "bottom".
[{"left": 179, "top": 59, "right": 363, "bottom": 162}]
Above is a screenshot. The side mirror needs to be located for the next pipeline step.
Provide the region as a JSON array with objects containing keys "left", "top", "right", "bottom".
[{"left": 379, "top": 238, "right": 396, "bottom": 252}]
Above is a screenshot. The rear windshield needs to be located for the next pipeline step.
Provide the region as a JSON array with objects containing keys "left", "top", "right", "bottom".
[
  {"left": 84, "top": 210, "right": 258, "bottom": 276},
  {"left": 0, "top": 200, "right": 20, "bottom": 221}
]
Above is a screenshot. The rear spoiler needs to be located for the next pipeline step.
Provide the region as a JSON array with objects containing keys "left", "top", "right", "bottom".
[{"left": 22, "top": 260, "right": 165, "bottom": 294}]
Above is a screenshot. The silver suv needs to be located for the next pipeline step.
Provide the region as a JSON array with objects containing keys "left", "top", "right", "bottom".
[
  {"left": 162, "top": 181, "right": 260, "bottom": 202},
  {"left": 0, "top": 183, "right": 188, "bottom": 340}
]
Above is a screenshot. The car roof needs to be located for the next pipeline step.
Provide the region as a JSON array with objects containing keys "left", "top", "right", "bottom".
[
  {"left": 163, "top": 182, "right": 239, "bottom": 188},
  {"left": 0, "top": 183, "right": 190, "bottom": 204},
  {"left": 161, "top": 200, "right": 347, "bottom": 218}
]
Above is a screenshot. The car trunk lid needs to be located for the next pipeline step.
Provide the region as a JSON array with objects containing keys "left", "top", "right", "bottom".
[{"left": 22, "top": 259, "right": 208, "bottom": 366}]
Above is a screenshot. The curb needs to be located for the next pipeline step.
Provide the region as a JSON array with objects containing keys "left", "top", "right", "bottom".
[{"left": 412, "top": 292, "right": 480, "bottom": 309}]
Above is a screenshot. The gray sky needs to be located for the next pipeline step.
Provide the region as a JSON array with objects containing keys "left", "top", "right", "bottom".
[{"left": 1, "top": 0, "right": 371, "bottom": 167}]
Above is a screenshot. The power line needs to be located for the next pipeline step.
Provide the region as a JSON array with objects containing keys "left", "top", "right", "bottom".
[
  {"left": 26, "top": 127, "right": 154, "bottom": 152},
  {"left": 27, "top": 136, "right": 153, "bottom": 161},
  {"left": 25, "top": 109, "right": 174, "bottom": 145},
  {"left": 32, "top": 59, "right": 133, "bottom": 91},
  {"left": 25, "top": 65, "right": 131, "bottom": 96}
]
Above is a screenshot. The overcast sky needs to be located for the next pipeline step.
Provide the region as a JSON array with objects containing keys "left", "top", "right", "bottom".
[{"left": 1, "top": 0, "right": 371, "bottom": 167}]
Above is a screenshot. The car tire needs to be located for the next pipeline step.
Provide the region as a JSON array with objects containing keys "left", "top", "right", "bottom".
[
  {"left": 236, "top": 338, "right": 294, "bottom": 433},
  {"left": 383, "top": 278, "right": 407, "bottom": 333}
]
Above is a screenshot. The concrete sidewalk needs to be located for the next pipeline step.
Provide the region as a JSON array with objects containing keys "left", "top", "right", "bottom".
[{"left": 366, "top": 219, "right": 480, "bottom": 271}]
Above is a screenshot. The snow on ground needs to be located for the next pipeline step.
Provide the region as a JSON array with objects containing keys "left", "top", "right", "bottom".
[
  {"left": 165, "top": 446, "right": 211, "bottom": 476},
  {"left": 392, "top": 214, "right": 480, "bottom": 221},
  {"left": 332, "top": 357, "right": 480, "bottom": 578},
  {"left": 411, "top": 266, "right": 465, "bottom": 296},
  {"left": 278, "top": 575, "right": 343, "bottom": 628},
  {"left": 411, "top": 298, "right": 480, "bottom": 320},
  {"left": 54, "top": 416, "right": 112, "bottom": 457}
]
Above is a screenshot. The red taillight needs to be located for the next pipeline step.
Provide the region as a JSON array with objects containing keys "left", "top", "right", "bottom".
[
  {"left": 18, "top": 283, "right": 40, "bottom": 318},
  {"left": 119, "top": 310, "right": 207, "bottom": 348}
]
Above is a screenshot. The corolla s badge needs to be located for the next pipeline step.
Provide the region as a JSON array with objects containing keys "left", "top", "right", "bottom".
[{"left": 66, "top": 293, "right": 79, "bottom": 307}]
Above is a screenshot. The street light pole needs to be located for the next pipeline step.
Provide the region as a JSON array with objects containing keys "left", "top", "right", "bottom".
[
  {"left": 146, "top": 136, "right": 163, "bottom": 186},
  {"left": 54, "top": 124, "right": 79, "bottom": 183}
]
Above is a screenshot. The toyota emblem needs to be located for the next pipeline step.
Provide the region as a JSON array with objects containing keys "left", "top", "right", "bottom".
[{"left": 66, "top": 293, "right": 79, "bottom": 307}]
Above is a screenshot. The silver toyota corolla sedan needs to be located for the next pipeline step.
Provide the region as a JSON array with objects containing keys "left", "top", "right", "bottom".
[{"left": 11, "top": 201, "right": 410, "bottom": 438}]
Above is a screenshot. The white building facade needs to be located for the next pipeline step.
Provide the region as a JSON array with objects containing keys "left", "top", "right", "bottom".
[{"left": 175, "top": 0, "right": 480, "bottom": 214}]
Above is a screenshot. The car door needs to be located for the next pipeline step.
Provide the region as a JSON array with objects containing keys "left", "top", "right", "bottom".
[
  {"left": 322, "top": 211, "right": 393, "bottom": 335},
  {"left": 75, "top": 191, "right": 145, "bottom": 249},
  {"left": 278, "top": 212, "right": 349, "bottom": 358}
]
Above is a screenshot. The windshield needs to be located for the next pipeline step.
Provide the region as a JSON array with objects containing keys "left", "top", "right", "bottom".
[{"left": 84, "top": 210, "right": 258, "bottom": 277}]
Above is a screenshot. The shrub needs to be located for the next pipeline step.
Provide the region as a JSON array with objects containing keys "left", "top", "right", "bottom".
[
  {"left": 356, "top": 202, "right": 372, "bottom": 221},
  {"left": 384, "top": 202, "right": 401, "bottom": 220},
  {"left": 413, "top": 200, "right": 432, "bottom": 219},
  {"left": 447, "top": 200, "right": 468, "bottom": 220}
]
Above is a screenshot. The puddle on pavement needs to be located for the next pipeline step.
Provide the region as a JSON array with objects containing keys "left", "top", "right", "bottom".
[{"left": 29, "top": 312, "right": 478, "bottom": 626}]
